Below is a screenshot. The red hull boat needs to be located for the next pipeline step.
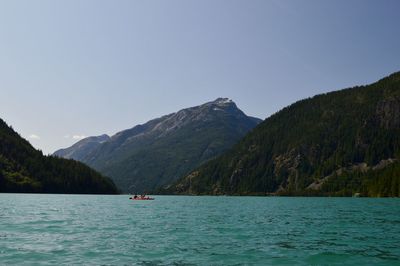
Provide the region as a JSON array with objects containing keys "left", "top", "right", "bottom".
[{"left": 129, "top": 196, "right": 154, "bottom": 200}]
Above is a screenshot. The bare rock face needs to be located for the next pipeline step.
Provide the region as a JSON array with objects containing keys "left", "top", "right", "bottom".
[
  {"left": 373, "top": 158, "right": 398, "bottom": 170},
  {"left": 376, "top": 97, "right": 400, "bottom": 129},
  {"left": 306, "top": 159, "right": 397, "bottom": 191},
  {"left": 273, "top": 149, "right": 303, "bottom": 190}
]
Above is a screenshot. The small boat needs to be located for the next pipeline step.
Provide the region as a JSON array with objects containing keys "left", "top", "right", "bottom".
[{"left": 129, "top": 196, "right": 154, "bottom": 200}]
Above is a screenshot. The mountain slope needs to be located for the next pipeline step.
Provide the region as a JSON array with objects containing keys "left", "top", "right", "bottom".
[
  {"left": 0, "top": 119, "right": 118, "bottom": 194},
  {"left": 169, "top": 72, "right": 400, "bottom": 197},
  {"left": 54, "top": 98, "right": 262, "bottom": 193},
  {"left": 54, "top": 134, "right": 110, "bottom": 161}
]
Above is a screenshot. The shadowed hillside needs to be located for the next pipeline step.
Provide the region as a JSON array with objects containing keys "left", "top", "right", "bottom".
[{"left": 0, "top": 119, "right": 118, "bottom": 194}]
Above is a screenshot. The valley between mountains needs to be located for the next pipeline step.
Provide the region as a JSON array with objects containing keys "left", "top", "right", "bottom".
[{"left": 53, "top": 72, "right": 400, "bottom": 197}]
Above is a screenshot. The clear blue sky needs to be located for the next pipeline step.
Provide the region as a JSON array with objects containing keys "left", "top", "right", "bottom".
[{"left": 0, "top": 0, "right": 399, "bottom": 154}]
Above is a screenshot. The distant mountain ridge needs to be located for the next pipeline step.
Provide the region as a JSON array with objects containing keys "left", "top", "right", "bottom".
[
  {"left": 0, "top": 119, "right": 118, "bottom": 194},
  {"left": 54, "top": 98, "right": 262, "bottom": 193},
  {"left": 168, "top": 72, "right": 400, "bottom": 197},
  {"left": 55, "top": 134, "right": 110, "bottom": 161}
]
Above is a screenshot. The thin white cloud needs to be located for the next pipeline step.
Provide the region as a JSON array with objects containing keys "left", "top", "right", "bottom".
[
  {"left": 29, "top": 134, "right": 40, "bottom": 140},
  {"left": 72, "top": 135, "right": 86, "bottom": 140},
  {"left": 64, "top": 135, "right": 70, "bottom": 139}
]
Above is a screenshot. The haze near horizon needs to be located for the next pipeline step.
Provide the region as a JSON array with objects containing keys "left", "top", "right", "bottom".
[{"left": 0, "top": 0, "right": 399, "bottom": 153}]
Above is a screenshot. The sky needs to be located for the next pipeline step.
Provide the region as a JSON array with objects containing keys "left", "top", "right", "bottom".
[{"left": 0, "top": 0, "right": 399, "bottom": 154}]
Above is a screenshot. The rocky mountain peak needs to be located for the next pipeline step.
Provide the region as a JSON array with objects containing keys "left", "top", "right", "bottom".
[
  {"left": 206, "top": 98, "right": 235, "bottom": 108},
  {"left": 53, "top": 98, "right": 262, "bottom": 192},
  {"left": 147, "top": 98, "right": 243, "bottom": 133},
  {"left": 213, "top": 97, "right": 233, "bottom": 105}
]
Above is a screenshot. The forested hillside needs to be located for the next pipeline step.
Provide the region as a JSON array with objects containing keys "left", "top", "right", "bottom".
[
  {"left": 0, "top": 119, "right": 118, "bottom": 194},
  {"left": 168, "top": 72, "right": 400, "bottom": 197}
]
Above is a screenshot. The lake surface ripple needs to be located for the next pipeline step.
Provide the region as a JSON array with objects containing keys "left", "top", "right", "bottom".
[{"left": 0, "top": 195, "right": 399, "bottom": 265}]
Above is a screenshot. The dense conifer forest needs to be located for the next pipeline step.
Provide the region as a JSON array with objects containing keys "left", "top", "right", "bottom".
[
  {"left": 0, "top": 119, "right": 118, "bottom": 194},
  {"left": 167, "top": 72, "right": 400, "bottom": 197}
]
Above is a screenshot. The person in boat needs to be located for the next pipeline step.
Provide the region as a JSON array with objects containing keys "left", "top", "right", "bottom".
[
  {"left": 133, "top": 194, "right": 138, "bottom": 199},
  {"left": 140, "top": 194, "right": 146, "bottom": 199}
]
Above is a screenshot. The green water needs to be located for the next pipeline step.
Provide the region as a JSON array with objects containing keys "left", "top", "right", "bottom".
[{"left": 0, "top": 194, "right": 399, "bottom": 265}]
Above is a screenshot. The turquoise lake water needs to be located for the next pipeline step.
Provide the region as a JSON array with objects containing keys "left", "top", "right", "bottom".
[{"left": 0, "top": 194, "right": 399, "bottom": 265}]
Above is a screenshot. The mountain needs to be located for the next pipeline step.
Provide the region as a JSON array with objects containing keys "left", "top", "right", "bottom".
[
  {"left": 54, "top": 134, "right": 110, "bottom": 161},
  {"left": 54, "top": 98, "right": 262, "bottom": 193},
  {"left": 168, "top": 72, "right": 400, "bottom": 197},
  {"left": 0, "top": 119, "right": 118, "bottom": 194}
]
